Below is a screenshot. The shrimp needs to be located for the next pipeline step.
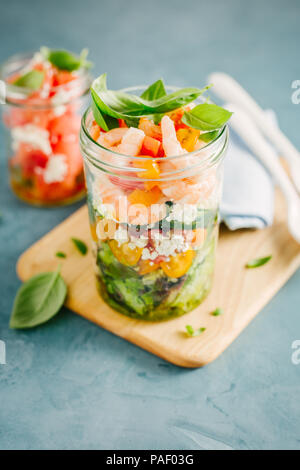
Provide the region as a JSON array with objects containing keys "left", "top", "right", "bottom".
[
  {"left": 98, "top": 128, "right": 128, "bottom": 148},
  {"left": 161, "top": 115, "right": 185, "bottom": 158},
  {"left": 117, "top": 127, "right": 145, "bottom": 156}
]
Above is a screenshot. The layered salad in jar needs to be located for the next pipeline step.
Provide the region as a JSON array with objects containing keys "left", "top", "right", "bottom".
[
  {"left": 81, "top": 75, "right": 230, "bottom": 321},
  {"left": 1, "top": 47, "right": 92, "bottom": 205}
]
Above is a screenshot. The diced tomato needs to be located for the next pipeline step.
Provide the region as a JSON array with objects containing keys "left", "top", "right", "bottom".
[
  {"left": 160, "top": 250, "right": 195, "bottom": 278},
  {"left": 139, "top": 259, "right": 160, "bottom": 275},
  {"left": 52, "top": 140, "right": 83, "bottom": 177},
  {"left": 168, "top": 108, "right": 188, "bottom": 131},
  {"left": 52, "top": 70, "right": 76, "bottom": 86},
  {"left": 141, "top": 136, "right": 161, "bottom": 157},
  {"left": 135, "top": 157, "right": 160, "bottom": 179},
  {"left": 138, "top": 118, "right": 162, "bottom": 141},
  {"left": 49, "top": 112, "right": 81, "bottom": 139},
  {"left": 177, "top": 128, "right": 201, "bottom": 152},
  {"left": 109, "top": 240, "right": 143, "bottom": 266},
  {"left": 118, "top": 119, "right": 128, "bottom": 128},
  {"left": 128, "top": 186, "right": 162, "bottom": 207}
]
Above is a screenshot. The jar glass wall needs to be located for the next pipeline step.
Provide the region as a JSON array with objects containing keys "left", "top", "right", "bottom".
[
  {"left": 80, "top": 88, "right": 228, "bottom": 321},
  {"left": 1, "top": 52, "right": 91, "bottom": 206}
]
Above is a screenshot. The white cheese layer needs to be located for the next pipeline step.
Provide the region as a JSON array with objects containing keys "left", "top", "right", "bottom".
[
  {"left": 12, "top": 124, "right": 52, "bottom": 155},
  {"left": 43, "top": 154, "right": 68, "bottom": 183}
]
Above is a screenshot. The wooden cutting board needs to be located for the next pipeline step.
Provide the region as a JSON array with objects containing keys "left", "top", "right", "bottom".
[{"left": 17, "top": 191, "right": 300, "bottom": 368}]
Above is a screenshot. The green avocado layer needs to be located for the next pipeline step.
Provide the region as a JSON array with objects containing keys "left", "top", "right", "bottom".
[{"left": 95, "top": 234, "right": 216, "bottom": 321}]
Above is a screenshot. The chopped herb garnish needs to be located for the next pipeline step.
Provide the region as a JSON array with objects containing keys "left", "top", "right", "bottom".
[
  {"left": 56, "top": 251, "right": 67, "bottom": 259},
  {"left": 71, "top": 237, "right": 88, "bottom": 255},
  {"left": 185, "top": 325, "right": 206, "bottom": 337},
  {"left": 211, "top": 307, "right": 223, "bottom": 316},
  {"left": 245, "top": 255, "right": 272, "bottom": 269}
]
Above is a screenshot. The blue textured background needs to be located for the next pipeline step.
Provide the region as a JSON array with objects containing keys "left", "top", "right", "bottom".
[{"left": 0, "top": 0, "right": 300, "bottom": 450}]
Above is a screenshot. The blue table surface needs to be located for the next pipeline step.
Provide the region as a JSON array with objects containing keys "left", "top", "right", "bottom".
[{"left": 0, "top": 0, "right": 300, "bottom": 450}]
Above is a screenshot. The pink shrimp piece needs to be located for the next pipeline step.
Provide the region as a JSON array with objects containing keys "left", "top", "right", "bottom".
[
  {"left": 98, "top": 128, "right": 128, "bottom": 148},
  {"left": 161, "top": 115, "right": 185, "bottom": 158},
  {"left": 117, "top": 127, "right": 145, "bottom": 156}
]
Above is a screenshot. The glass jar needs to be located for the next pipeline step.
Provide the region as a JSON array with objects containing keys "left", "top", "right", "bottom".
[
  {"left": 0, "top": 52, "right": 92, "bottom": 206},
  {"left": 80, "top": 87, "right": 228, "bottom": 321}
]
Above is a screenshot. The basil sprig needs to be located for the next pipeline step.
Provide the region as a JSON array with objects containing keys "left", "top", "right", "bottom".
[
  {"left": 182, "top": 103, "right": 232, "bottom": 131},
  {"left": 91, "top": 74, "right": 209, "bottom": 131},
  {"left": 13, "top": 70, "right": 45, "bottom": 90},
  {"left": 140, "top": 79, "right": 166, "bottom": 100},
  {"left": 10, "top": 267, "right": 67, "bottom": 329},
  {"left": 41, "top": 47, "right": 92, "bottom": 71}
]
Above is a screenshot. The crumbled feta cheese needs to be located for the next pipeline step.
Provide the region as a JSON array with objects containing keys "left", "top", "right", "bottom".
[
  {"left": 128, "top": 236, "right": 148, "bottom": 249},
  {"left": 141, "top": 232, "right": 189, "bottom": 260},
  {"left": 114, "top": 226, "right": 129, "bottom": 246},
  {"left": 43, "top": 154, "right": 68, "bottom": 183},
  {"left": 53, "top": 104, "right": 66, "bottom": 116},
  {"left": 12, "top": 124, "right": 52, "bottom": 155},
  {"left": 166, "top": 203, "right": 198, "bottom": 225},
  {"left": 52, "top": 88, "right": 74, "bottom": 106}
]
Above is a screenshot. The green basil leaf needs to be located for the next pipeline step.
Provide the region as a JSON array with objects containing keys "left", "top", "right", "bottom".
[
  {"left": 91, "top": 74, "right": 209, "bottom": 121},
  {"left": 182, "top": 103, "right": 233, "bottom": 131},
  {"left": 198, "top": 130, "right": 220, "bottom": 143},
  {"left": 13, "top": 70, "right": 44, "bottom": 90},
  {"left": 71, "top": 237, "right": 88, "bottom": 255},
  {"left": 41, "top": 47, "right": 92, "bottom": 71},
  {"left": 140, "top": 79, "right": 166, "bottom": 100},
  {"left": 245, "top": 255, "right": 272, "bottom": 268},
  {"left": 91, "top": 89, "right": 119, "bottom": 131},
  {"left": 185, "top": 325, "right": 206, "bottom": 337},
  {"left": 211, "top": 307, "right": 223, "bottom": 316},
  {"left": 10, "top": 267, "right": 67, "bottom": 329},
  {"left": 56, "top": 251, "right": 67, "bottom": 258}
]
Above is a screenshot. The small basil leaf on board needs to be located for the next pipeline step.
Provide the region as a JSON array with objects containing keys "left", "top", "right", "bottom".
[
  {"left": 140, "top": 79, "right": 166, "bottom": 100},
  {"left": 182, "top": 103, "right": 233, "bottom": 131},
  {"left": 56, "top": 251, "right": 67, "bottom": 258},
  {"left": 211, "top": 307, "right": 223, "bottom": 316},
  {"left": 91, "top": 90, "right": 119, "bottom": 131},
  {"left": 199, "top": 130, "right": 220, "bottom": 143},
  {"left": 13, "top": 70, "right": 45, "bottom": 90},
  {"left": 10, "top": 267, "right": 67, "bottom": 329},
  {"left": 245, "top": 255, "right": 272, "bottom": 268},
  {"left": 71, "top": 237, "right": 88, "bottom": 255},
  {"left": 185, "top": 325, "right": 206, "bottom": 337},
  {"left": 42, "top": 47, "right": 92, "bottom": 71}
]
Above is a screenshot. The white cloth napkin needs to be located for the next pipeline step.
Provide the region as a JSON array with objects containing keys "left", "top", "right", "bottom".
[{"left": 220, "top": 110, "right": 276, "bottom": 230}]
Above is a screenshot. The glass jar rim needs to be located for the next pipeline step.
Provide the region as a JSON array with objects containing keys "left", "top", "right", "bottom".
[
  {"left": 0, "top": 51, "right": 92, "bottom": 108},
  {"left": 80, "top": 100, "right": 229, "bottom": 178}
]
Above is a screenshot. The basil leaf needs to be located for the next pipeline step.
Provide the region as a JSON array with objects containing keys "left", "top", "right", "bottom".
[
  {"left": 41, "top": 47, "right": 92, "bottom": 71},
  {"left": 13, "top": 70, "right": 44, "bottom": 90},
  {"left": 199, "top": 130, "right": 220, "bottom": 143},
  {"left": 245, "top": 255, "right": 272, "bottom": 268},
  {"left": 10, "top": 267, "right": 67, "bottom": 329},
  {"left": 140, "top": 79, "right": 166, "bottom": 100},
  {"left": 91, "top": 74, "right": 209, "bottom": 121},
  {"left": 211, "top": 307, "right": 223, "bottom": 316},
  {"left": 185, "top": 325, "right": 206, "bottom": 337},
  {"left": 91, "top": 89, "right": 119, "bottom": 131},
  {"left": 182, "top": 103, "right": 233, "bottom": 131},
  {"left": 56, "top": 251, "right": 66, "bottom": 258},
  {"left": 71, "top": 237, "right": 88, "bottom": 255}
]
